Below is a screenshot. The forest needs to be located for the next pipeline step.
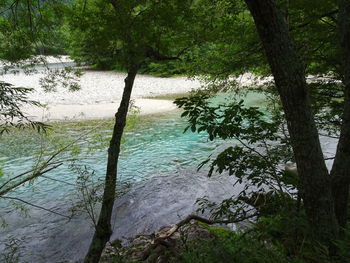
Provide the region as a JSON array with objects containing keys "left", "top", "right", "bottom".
[{"left": 1, "top": 0, "right": 350, "bottom": 262}]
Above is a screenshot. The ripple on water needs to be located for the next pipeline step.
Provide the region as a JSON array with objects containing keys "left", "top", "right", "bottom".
[{"left": 0, "top": 93, "right": 268, "bottom": 262}]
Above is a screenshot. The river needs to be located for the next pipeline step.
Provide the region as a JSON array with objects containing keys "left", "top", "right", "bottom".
[
  {"left": 0, "top": 68, "right": 337, "bottom": 262},
  {"left": 0, "top": 92, "right": 264, "bottom": 262}
]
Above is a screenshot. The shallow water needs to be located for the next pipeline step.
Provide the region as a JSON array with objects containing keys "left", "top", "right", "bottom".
[{"left": 0, "top": 92, "right": 272, "bottom": 262}]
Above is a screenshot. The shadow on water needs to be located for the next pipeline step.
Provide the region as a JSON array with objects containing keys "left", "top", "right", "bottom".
[{"left": 40, "top": 170, "right": 244, "bottom": 263}]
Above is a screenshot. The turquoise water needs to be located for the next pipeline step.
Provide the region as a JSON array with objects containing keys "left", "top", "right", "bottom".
[
  {"left": 0, "top": 111, "right": 212, "bottom": 198},
  {"left": 0, "top": 91, "right": 267, "bottom": 261},
  {"left": 0, "top": 91, "right": 267, "bottom": 199}
]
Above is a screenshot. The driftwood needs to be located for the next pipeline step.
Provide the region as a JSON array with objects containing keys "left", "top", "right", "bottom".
[
  {"left": 138, "top": 214, "right": 256, "bottom": 261},
  {"left": 157, "top": 214, "right": 256, "bottom": 240},
  {"left": 101, "top": 213, "right": 256, "bottom": 262}
]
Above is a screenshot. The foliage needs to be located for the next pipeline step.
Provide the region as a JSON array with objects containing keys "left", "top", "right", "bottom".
[
  {"left": 0, "top": 0, "right": 67, "bottom": 61},
  {"left": 180, "top": 229, "right": 290, "bottom": 263},
  {"left": 259, "top": 80, "right": 345, "bottom": 138},
  {"left": 174, "top": 84, "right": 349, "bottom": 260},
  {"left": 0, "top": 81, "right": 48, "bottom": 134},
  {"left": 309, "top": 81, "right": 344, "bottom": 136},
  {"left": 38, "top": 66, "right": 83, "bottom": 92},
  {"left": 138, "top": 60, "right": 185, "bottom": 77},
  {"left": 175, "top": 92, "right": 296, "bottom": 220},
  {"left": 178, "top": 213, "right": 346, "bottom": 263},
  {"left": 66, "top": 0, "right": 198, "bottom": 69},
  {"left": 1, "top": 0, "right": 349, "bottom": 261},
  {"left": 191, "top": 0, "right": 339, "bottom": 80},
  {"left": 0, "top": 106, "right": 141, "bottom": 235},
  {"left": 0, "top": 1, "right": 82, "bottom": 94}
]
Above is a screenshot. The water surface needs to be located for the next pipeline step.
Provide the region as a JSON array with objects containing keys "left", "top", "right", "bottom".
[{"left": 0, "top": 92, "right": 266, "bottom": 262}]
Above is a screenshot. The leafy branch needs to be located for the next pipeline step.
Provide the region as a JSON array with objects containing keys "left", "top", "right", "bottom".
[{"left": 0, "top": 81, "right": 49, "bottom": 134}]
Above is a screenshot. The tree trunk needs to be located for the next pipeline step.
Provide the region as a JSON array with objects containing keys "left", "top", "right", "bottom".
[
  {"left": 244, "top": 0, "right": 339, "bottom": 244},
  {"left": 84, "top": 64, "right": 138, "bottom": 263},
  {"left": 330, "top": 0, "right": 350, "bottom": 231}
]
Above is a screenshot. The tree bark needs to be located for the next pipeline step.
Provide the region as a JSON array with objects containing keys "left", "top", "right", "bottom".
[
  {"left": 244, "top": 0, "right": 339, "bottom": 244},
  {"left": 330, "top": 0, "right": 350, "bottom": 231},
  {"left": 84, "top": 64, "right": 138, "bottom": 263}
]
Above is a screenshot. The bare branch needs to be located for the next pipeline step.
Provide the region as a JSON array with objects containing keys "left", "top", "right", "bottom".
[
  {"left": 0, "top": 163, "right": 63, "bottom": 197},
  {"left": 41, "top": 175, "right": 76, "bottom": 186},
  {"left": 2, "top": 196, "right": 72, "bottom": 219}
]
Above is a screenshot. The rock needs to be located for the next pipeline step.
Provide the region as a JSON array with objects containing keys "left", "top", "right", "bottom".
[
  {"left": 102, "top": 221, "right": 219, "bottom": 262},
  {"left": 185, "top": 223, "right": 214, "bottom": 241},
  {"left": 156, "top": 255, "right": 169, "bottom": 263}
]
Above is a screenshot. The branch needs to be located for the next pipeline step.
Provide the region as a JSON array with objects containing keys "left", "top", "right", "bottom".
[
  {"left": 157, "top": 213, "right": 256, "bottom": 239},
  {"left": 41, "top": 175, "right": 76, "bottom": 186},
  {"left": 0, "top": 169, "right": 34, "bottom": 191},
  {"left": 0, "top": 120, "right": 106, "bottom": 196},
  {"left": 145, "top": 46, "right": 181, "bottom": 61},
  {"left": 236, "top": 138, "right": 284, "bottom": 193},
  {"left": 318, "top": 133, "right": 339, "bottom": 139},
  {"left": 289, "top": 9, "right": 338, "bottom": 31},
  {"left": 109, "top": 0, "right": 119, "bottom": 11},
  {"left": 0, "top": 0, "right": 19, "bottom": 16},
  {"left": 2, "top": 196, "right": 72, "bottom": 219},
  {"left": 0, "top": 163, "right": 63, "bottom": 197}
]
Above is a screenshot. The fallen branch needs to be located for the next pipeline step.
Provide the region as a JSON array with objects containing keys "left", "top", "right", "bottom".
[{"left": 157, "top": 213, "right": 256, "bottom": 239}]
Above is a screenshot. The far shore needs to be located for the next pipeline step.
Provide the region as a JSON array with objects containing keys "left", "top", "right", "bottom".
[
  {"left": 23, "top": 98, "right": 179, "bottom": 122},
  {"left": 2, "top": 65, "right": 202, "bottom": 122},
  {"left": 1, "top": 61, "right": 266, "bottom": 122}
]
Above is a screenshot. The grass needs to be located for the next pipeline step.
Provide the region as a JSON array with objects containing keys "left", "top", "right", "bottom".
[{"left": 143, "top": 93, "right": 189, "bottom": 101}]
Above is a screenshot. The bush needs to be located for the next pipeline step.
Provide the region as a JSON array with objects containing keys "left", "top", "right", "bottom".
[{"left": 179, "top": 226, "right": 290, "bottom": 263}]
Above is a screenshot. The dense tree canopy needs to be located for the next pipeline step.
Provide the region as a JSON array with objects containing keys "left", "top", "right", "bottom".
[{"left": 0, "top": 0, "right": 66, "bottom": 61}]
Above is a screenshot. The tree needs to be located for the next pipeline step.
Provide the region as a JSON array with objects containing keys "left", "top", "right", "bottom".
[
  {"left": 0, "top": 0, "right": 66, "bottom": 60},
  {"left": 331, "top": 0, "right": 350, "bottom": 234},
  {"left": 244, "top": 0, "right": 339, "bottom": 245},
  {"left": 177, "top": 0, "right": 350, "bottom": 252},
  {"left": 65, "top": 1, "right": 203, "bottom": 261},
  {"left": 241, "top": 0, "right": 350, "bottom": 248},
  {"left": 3, "top": 0, "right": 349, "bottom": 259},
  {"left": 2, "top": 1, "right": 227, "bottom": 261}
]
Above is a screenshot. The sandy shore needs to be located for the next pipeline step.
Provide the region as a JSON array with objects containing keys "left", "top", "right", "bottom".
[
  {"left": 2, "top": 68, "right": 203, "bottom": 121},
  {"left": 1, "top": 62, "right": 266, "bottom": 121},
  {"left": 22, "top": 99, "right": 178, "bottom": 122},
  {"left": 2, "top": 70, "right": 201, "bottom": 104}
]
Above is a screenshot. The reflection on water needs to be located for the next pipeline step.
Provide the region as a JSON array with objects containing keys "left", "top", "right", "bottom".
[{"left": 0, "top": 92, "right": 266, "bottom": 262}]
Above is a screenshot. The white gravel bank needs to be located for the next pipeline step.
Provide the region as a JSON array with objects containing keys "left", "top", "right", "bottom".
[
  {"left": 22, "top": 99, "right": 178, "bottom": 122},
  {"left": 1, "top": 70, "right": 200, "bottom": 105},
  {"left": 1, "top": 65, "right": 267, "bottom": 121},
  {"left": 1, "top": 69, "right": 201, "bottom": 121}
]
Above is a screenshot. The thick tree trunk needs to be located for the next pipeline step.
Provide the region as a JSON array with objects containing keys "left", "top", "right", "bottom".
[
  {"left": 84, "top": 64, "right": 138, "bottom": 263},
  {"left": 331, "top": 0, "right": 350, "bottom": 231},
  {"left": 244, "top": 0, "right": 339, "bottom": 243}
]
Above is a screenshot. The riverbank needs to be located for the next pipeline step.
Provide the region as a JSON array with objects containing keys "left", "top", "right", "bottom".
[
  {"left": 2, "top": 69, "right": 202, "bottom": 121},
  {"left": 22, "top": 99, "right": 178, "bottom": 122},
  {"left": 1, "top": 66, "right": 269, "bottom": 121}
]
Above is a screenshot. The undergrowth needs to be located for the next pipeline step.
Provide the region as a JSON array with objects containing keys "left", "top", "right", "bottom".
[{"left": 177, "top": 213, "right": 350, "bottom": 263}]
